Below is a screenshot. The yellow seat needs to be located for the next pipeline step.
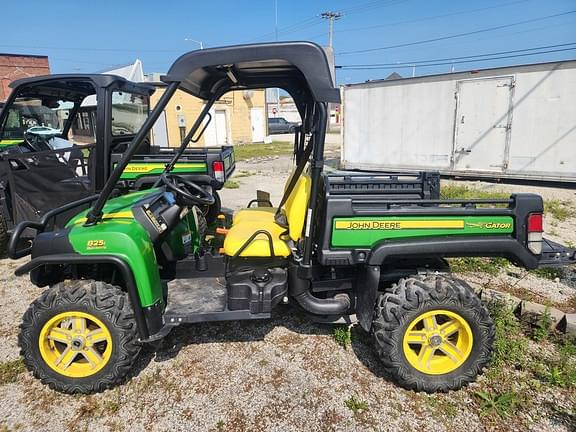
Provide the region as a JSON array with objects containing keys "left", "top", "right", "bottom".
[
  {"left": 223, "top": 219, "right": 292, "bottom": 257},
  {"left": 233, "top": 206, "right": 276, "bottom": 224},
  {"left": 223, "top": 173, "right": 311, "bottom": 257}
]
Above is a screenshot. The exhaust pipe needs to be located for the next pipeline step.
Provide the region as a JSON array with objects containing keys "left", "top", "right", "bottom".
[{"left": 288, "top": 263, "right": 350, "bottom": 315}]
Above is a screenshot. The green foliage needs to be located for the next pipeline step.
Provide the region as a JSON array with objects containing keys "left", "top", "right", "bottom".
[
  {"left": 536, "top": 338, "right": 576, "bottom": 388},
  {"left": 474, "top": 390, "right": 520, "bottom": 419},
  {"left": 449, "top": 257, "right": 509, "bottom": 275},
  {"left": 440, "top": 185, "right": 509, "bottom": 200},
  {"left": 0, "top": 358, "right": 25, "bottom": 385},
  {"left": 234, "top": 141, "right": 293, "bottom": 160},
  {"left": 344, "top": 395, "right": 368, "bottom": 414},
  {"left": 531, "top": 306, "right": 551, "bottom": 342},
  {"left": 544, "top": 200, "right": 574, "bottom": 222},
  {"left": 540, "top": 366, "right": 575, "bottom": 387},
  {"left": 234, "top": 170, "right": 256, "bottom": 178},
  {"left": 530, "top": 267, "right": 563, "bottom": 281},
  {"left": 223, "top": 180, "right": 240, "bottom": 189},
  {"left": 487, "top": 301, "right": 527, "bottom": 368},
  {"left": 332, "top": 326, "right": 352, "bottom": 349},
  {"left": 423, "top": 396, "right": 459, "bottom": 417}
]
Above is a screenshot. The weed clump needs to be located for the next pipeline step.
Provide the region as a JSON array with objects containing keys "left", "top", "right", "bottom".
[
  {"left": 344, "top": 395, "right": 368, "bottom": 414},
  {"left": 332, "top": 326, "right": 352, "bottom": 349}
]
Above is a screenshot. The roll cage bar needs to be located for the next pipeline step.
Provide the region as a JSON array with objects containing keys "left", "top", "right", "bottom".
[{"left": 85, "top": 41, "right": 339, "bottom": 217}]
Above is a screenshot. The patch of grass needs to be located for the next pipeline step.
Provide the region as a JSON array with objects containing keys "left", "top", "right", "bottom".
[
  {"left": 535, "top": 337, "right": 576, "bottom": 388},
  {"left": 440, "top": 184, "right": 509, "bottom": 200},
  {"left": 424, "top": 396, "right": 459, "bottom": 417},
  {"left": 234, "top": 170, "right": 256, "bottom": 178},
  {"left": 234, "top": 141, "right": 293, "bottom": 160},
  {"left": 344, "top": 395, "right": 369, "bottom": 414},
  {"left": 332, "top": 326, "right": 352, "bottom": 348},
  {"left": 531, "top": 305, "right": 552, "bottom": 342},
  {"left": 487, "top": 301, "right": 527, "bottom": 368},
  {"left": 565, "top": 240, "right": 575, "bottom": 248},
  {"left": 544, "top": 199, "right": 574, "bottom": 222},
  {"left": 474, "top": 390, "right": 520, "bottom": 419},
  {"left": 539, "top": 365, "right": 576, "bottom": 388},
  {"left": 0, "top": 358, "right": 25, "bottom": 385},
  {"left": 530, "top": 267, "right": 563, "bottom": 281},
  {"left": 449, "top": 257, "right": 509, "bottom": 275},
  {"left": 223, "top": 180, "right": 240, "bottom": 189}
]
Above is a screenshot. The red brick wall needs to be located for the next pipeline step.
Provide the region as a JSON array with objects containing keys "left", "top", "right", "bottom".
[{"left": 0, "top": 55, "right": 50, "bottom": 101}]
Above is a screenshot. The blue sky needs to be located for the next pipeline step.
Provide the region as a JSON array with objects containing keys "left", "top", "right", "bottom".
[{"left": 1, "top": 0, "right": 574, "bottom": 84}]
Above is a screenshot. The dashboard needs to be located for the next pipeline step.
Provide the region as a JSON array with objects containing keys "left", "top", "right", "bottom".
[{"left": 132, "top": 191, "right": 185, "bottom": 243}]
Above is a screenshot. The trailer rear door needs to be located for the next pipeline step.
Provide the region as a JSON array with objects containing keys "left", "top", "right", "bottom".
[{"left": 452, "top": 77, "right": 513, "bottom": 172}]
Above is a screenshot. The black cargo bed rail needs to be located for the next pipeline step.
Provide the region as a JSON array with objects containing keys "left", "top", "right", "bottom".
[{"left": 324, "top": 170, "right": 440, "bottom": 200}]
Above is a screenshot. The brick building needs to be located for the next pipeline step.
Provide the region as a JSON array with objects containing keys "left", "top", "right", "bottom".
[{"left": 0, "top": 54, "right": 50, "bottom": 101}]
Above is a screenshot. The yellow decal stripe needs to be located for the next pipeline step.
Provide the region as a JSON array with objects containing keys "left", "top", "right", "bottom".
[
  {"left": 73, "top": 211, "right": 133, "bottom": 225},
  {"left": 123, "top": 163, "right": 205, "bottom": 173},
  {"left": 335, "top": 220, "right": 465, "bottom": 230}
]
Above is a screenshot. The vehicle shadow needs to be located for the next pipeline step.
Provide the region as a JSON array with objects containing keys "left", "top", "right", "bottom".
[
  {"left": 131, "top": 304, "right": 339, "bottom": 377},
  {"left": 349, "top": 325, "right": 393, "bottom": 382}
]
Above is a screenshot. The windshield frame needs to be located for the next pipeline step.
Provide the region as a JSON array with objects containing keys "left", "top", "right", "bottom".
[{"left": 0, "top": 87, "right": 84, "bottom": 142}]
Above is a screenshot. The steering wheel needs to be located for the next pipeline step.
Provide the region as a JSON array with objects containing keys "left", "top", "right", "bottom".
[
  {"left": 24, "top": 132, "right": 52, "bottom": 152},
  {"left": 160, "top": 173, "right": 215, "bottom": 206}
]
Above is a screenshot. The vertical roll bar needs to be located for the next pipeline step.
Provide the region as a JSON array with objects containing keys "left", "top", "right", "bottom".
[{"left": 85, "top": 81, "right": 180, "bottom": 225}]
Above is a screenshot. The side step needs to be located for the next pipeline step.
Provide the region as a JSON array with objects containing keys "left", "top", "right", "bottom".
[{"left": 163, "top": 275, "right": 274, "bottom": 325}]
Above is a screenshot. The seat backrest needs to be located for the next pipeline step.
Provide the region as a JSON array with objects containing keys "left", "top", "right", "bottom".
[{"left": 283, "top": 172, "right": 311, "bottom": 241}]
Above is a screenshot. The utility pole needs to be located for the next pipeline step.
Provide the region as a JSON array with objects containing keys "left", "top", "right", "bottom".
[{"left": 321, "top": 11, "right": 342, "bottom": 48}]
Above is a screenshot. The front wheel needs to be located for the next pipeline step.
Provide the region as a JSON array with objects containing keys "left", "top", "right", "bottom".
[
  {"left": 19, "top": 280, "right": 141, "bottom": 394},
  {"left": 371, "top": 275, "right": 494, "bottom": 392}
]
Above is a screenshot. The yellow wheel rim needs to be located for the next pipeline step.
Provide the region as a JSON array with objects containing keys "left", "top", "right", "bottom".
[
  {"left": 402, "top": 309, "right": 473, "bottom": 375},
  {"left": 38, "top": 311, "right": 113, "bottom": 378}
]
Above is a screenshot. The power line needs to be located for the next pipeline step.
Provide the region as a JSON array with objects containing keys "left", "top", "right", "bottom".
[
  {"left": 339, "top": 0, "right": 410, "bottom": 15},
  {"left": 334, "top": 0, "right": 529, "bottom": 34},
  {"left": 337, "top": 47, "right": 576, "bottom": 70},
  {"left": 243, "top": 16, "right": 322, "bottom": 43},
  {"left": 243, "top": 0, "right": 410, "bottom": 44},
  {"left": 337, "top": 10, "right": 576, "bottom": 55},
  {"left": 0, "top": 44, "right": 183, "bottom": 53},
  {"left": 338, "top": 42, "right": 576, "bottom": 67}
]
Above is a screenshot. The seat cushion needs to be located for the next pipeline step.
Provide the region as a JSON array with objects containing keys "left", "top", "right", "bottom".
[
  {"left": 223, "top": 219, "right": 291, "bottom": 257},
  {"left": 233, "top": 207, "right": 277, "bottom": 224}
]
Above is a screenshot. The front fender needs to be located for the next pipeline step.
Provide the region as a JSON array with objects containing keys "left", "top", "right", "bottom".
[{"left": 67, "top": 222, "right": 162, "bottom": 307}]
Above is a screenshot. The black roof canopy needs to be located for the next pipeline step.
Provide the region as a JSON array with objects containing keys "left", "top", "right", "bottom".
[
  {"left": 9, "top": 74, "right": 155, "bottom": 99},
  {"left": 162, "top": 42, "right": 340, "bottom": 104}
]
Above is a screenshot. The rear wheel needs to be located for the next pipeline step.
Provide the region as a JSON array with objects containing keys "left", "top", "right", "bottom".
[
  {"left": 19, "top": 280, "right": 141, "bottom": 393},
  {"left": 371, "top": 274, "right": 494, "bottom": 392}
]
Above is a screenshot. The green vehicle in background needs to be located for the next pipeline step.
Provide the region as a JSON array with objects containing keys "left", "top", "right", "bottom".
[
  {"left": 0, "top": 74, "right": 235, "bottom": 252},
  {"left": 8, "top": 42, "right": 576, "bottom": 394}
]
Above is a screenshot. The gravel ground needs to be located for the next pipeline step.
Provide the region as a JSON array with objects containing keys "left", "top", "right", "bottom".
[{"left": 0, "top": 153, "right": 575, "bottom": 431}]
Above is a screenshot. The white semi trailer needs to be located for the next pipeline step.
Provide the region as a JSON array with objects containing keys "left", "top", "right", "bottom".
[{"left": 341, "top": 60, "right": 576, "bottom": 183}]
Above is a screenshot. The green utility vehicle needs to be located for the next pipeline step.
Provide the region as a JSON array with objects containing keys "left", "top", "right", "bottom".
[
  {"left": 9, "top": 42, "right": 576, "bottom": 394},
  {"left": 0, "top": 75, "right": 235, "bottom": 251}
]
